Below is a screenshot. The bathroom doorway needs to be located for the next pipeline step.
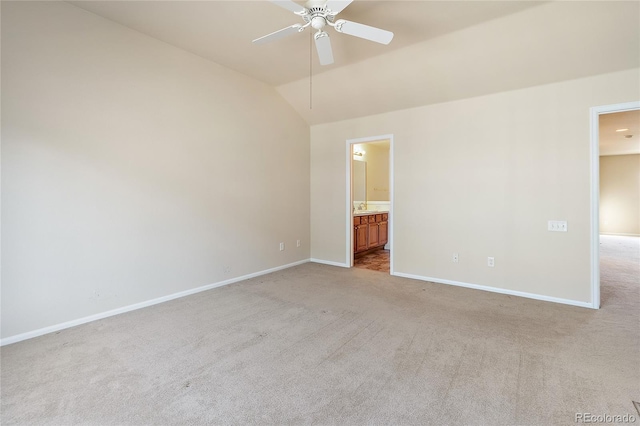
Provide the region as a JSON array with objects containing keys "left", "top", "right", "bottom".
[{"left": 346, "top": 134, "right": 394, "bottom": 273}]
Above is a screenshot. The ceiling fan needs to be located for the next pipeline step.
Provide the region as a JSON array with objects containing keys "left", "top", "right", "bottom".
[{"left": 252, "top": 0, "right": 394, "bottom": 66}]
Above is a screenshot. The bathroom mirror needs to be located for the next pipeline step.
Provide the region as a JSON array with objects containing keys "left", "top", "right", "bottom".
[{"left": 353, "top": 160, "right": 366, "bottom": 205}]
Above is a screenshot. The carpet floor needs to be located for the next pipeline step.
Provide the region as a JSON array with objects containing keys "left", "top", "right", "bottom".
[{"left": 1, "top": 236, "right": 638, "bottom": 425}]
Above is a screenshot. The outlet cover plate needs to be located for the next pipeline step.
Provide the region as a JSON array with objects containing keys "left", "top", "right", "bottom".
[{"left": 548, "top": 220, "right": 568, "bottom": 232}]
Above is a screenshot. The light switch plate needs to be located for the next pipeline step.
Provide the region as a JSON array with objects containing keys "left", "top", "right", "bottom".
[{"left": 548, "top": 220, "right": 568, "bottom": 232}]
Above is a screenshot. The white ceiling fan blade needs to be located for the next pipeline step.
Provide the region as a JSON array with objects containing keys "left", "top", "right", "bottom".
[
  {"left": 334, "top": 19, "right": 394, "bottom": 45},
  {"left": 269, "top": 0, "right": 306, "bottom": 14},
  {"left": 314, "top": 31, "right": 334, "bottom": 65},
  {"left": 324, "top": 0, "right": 353, "bottom": 15},
  {"left": 253, "top": 24, "right": 302, "bottom": 44}
]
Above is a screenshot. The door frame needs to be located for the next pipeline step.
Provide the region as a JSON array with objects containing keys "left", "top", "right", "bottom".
[
  {"left": 346, "top": 134, "right": 394, "bottom": 272},
  {"left": 589, "top": 101, "right": 640, "bottom": 309}
]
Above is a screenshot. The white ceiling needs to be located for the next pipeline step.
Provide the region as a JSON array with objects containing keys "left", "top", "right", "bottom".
[
  {"left": 69, "top": 1, "right": 544, "bottom": 87},
  {"left": 68, "top": 1, "right": 640, "bottom": 125},
  {"left": 600, "top": 110, "right": 640, "bottom": 156}
]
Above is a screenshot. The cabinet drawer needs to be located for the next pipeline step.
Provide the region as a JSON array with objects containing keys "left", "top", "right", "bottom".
[
  {"left": 375, "top": 214, "right": 382, "bottom": 222},
  {"left": 368, "top": 215, "right": 376, "bottom": 223},
  {"left": 354, "top": 217, "right": 360, "bottom": 225},
  {"left": 360, "top": 216, "right": 368, "bottom": 224},
  {"left": 382, "top": 213, "right": 388, "bottom": 221}
]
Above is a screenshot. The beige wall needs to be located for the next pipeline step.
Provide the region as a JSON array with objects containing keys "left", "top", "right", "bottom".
[
  {"left": 365, "top": 144, "right": 390, "bottom": 202},
  {"left": 1, "top": 2, "right": 310, "bottom": 339},
  {"left": 600, "top": 154, "right": 640, "bottom": 236},
  {"left": 311, "top": 69, "right": 639, "bottom": 304}
]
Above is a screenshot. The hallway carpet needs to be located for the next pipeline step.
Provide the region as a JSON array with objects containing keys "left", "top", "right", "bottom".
[
  {"left": 600, "top": 234, "right": 640, "bottom": 307},
  {"left": 1, "top": 237, "right": 638, "bottom": 425}
]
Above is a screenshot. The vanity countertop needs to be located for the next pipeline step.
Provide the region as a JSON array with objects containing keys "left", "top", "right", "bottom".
[{"left": 354, "top": 210, "right": 389, "bottom": 216}]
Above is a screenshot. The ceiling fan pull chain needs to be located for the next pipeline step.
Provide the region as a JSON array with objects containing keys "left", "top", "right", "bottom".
[{"left": 310, "top": 29, "right": 313, "bottom": 110}]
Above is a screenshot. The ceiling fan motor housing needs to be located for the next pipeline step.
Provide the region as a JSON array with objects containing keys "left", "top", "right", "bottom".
[{"left": 304, "top": 6, "right": 335, "bottom": 30}]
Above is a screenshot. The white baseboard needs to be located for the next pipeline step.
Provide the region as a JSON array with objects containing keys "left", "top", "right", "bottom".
[
  {"left": 0, "top": 259, "right": 310, "bottom": 347},
  {"left": 309, "top": 258, "right": 349, "bottom": 268},
  {"left": 600, "top": 232, "right": 640, "bottom": 237},
  {"left": 392, "top": 272, "right": 595, "bottom": 309}
]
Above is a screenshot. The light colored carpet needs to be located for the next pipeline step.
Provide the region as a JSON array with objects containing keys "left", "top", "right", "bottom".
[{"left": 1, "top": 236, "right": 638, "bottom": 425}]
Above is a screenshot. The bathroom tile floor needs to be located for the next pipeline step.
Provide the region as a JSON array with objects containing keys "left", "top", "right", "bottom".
[{"left": 354, "top": 249, "right": 390, "bottom": 273}]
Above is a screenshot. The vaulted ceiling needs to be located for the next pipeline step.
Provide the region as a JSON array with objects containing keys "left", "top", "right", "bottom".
[
  {"left": 69, "top": 1, "right": 543, "bottom": 86},
  {"left": 70, "top": 1, "right": 640, "bottom": 125}
]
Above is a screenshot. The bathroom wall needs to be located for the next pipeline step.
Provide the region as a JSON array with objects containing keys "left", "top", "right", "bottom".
[{"left": 365, "top": 143, "right": 390, "bottom": 202}]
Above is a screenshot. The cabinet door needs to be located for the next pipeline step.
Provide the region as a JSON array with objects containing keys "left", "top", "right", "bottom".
[
  {"left": 368, "top": 222, "right": 379, "bottom": 247},
  {"left": 379, "top": 221, "right": 388, "bottom": 245},
  {"left": 356, "top": 225, "right": 368, "bottom": 252}
]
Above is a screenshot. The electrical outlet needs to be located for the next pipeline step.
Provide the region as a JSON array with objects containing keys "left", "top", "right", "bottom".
[
  {"left": 296, "top": 239, "right": 301, "bottom": 248},
  {"left": 487, "top": 257, "right": 495, "bottom": 267},
  {"left": 279, "top": 242, "right": 285, "bottom": 251},
  {"left": 453, "top": 253, "right": 459, "bottom": 263},
  {"left": 548, "top": 220, "right": 568, "bottom": 232}
]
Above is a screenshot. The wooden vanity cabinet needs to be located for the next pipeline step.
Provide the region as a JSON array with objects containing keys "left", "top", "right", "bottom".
[
  {"left": 354, "top": 216, "right": 368, "bottom": 253},
  {"left": 368, "top": 216, "right": 379, "bottom": 247},
  {"left": 379, "top": 217, "right": 388, "bottom": 245},
  {"left": 354, "top": 212, "right": 388, "bottom": 254}
]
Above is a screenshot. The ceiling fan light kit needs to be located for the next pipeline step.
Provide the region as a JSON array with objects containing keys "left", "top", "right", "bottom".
[{"left": 253, "top": 0, "right": 394, "bottom": 66}]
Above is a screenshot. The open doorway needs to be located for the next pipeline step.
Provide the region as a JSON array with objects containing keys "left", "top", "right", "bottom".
[
  {"left": 590, "top": 102, "right": 640, "bottom": 308},
  {"left": 346, "top": 134, "right": 394, "bottom": 273},
  {"left": 598, "top": 109, "right": 640, "bottom": 307}
]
